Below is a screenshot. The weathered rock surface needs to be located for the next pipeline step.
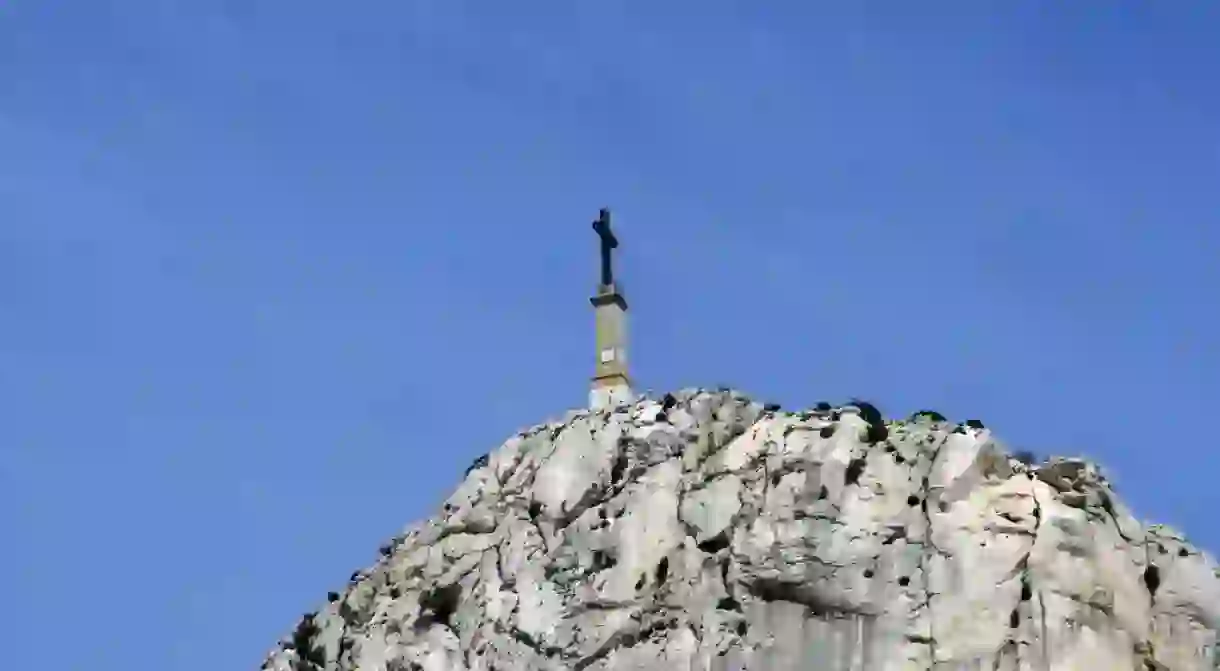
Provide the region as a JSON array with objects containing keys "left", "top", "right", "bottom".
[{"left": 262, "top": 389, "right": 1220, "bottom": 670}]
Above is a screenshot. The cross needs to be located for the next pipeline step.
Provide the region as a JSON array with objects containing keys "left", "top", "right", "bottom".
[{"left": 592, "top": 208, "right": 618, "bottom": 287}]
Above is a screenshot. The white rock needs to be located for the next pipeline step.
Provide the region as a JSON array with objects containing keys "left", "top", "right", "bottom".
[{"left": 261, "top": 390, "right": 1219, "bottom": 670}]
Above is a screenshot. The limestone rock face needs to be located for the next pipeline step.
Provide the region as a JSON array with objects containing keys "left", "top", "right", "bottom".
[{"left": 261, "top": 390, "right": 1220, "bottom": 670}]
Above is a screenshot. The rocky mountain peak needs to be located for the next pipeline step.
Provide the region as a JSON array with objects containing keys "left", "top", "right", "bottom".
[{"left": 262, "top": 389, "right": 1220, "bottom": 670}]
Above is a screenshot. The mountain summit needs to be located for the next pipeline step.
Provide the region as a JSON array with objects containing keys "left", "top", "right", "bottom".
[{"left": 261, "top": 389, "right": 1220, "bottom": 670}]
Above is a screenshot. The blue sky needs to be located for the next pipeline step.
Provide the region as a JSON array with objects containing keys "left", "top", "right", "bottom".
[{"left": 2, "top": 2, "right": 1218, "bottom": 669}]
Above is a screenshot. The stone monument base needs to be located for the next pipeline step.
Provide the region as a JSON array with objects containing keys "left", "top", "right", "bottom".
[{"left": 589, "top": 382, "right": 633, "bottom": 411}]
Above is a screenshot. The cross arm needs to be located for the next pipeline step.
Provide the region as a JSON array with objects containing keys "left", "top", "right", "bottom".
[{"left": 592, "top": 208, "right": 618, "bottom": 248}]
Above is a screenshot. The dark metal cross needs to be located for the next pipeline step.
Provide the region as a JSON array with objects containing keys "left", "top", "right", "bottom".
[{"left": 592, "top": 208, "right": 618, "bottom": 287}]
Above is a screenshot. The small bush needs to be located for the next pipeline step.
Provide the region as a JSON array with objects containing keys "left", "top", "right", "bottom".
[
  {"left": 463, "top": 453, "right": 489, "bottom": 476},
  {"left": 849, "top": 398, "right": 883, "bottom": 426},
  {"left": 910, "top": 410, "right": 947, "bottom": 422}
]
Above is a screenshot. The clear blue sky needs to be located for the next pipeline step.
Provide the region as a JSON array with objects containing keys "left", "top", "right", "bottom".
[{"left": 2, "top": 3, "right": 1217, "bottom": 669}]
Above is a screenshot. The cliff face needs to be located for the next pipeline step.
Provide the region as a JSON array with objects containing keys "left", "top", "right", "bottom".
[{"left": 261, "top": 389, "right": 1220, "bottom": 670}]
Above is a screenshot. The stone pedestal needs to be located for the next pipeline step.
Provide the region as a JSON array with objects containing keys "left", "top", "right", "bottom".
[
  {"left": 590, "top": 283, "right": 631, "bottom": 410},
  {"left": 590, "top": 382, "right": 633, "bottom": 411}
]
